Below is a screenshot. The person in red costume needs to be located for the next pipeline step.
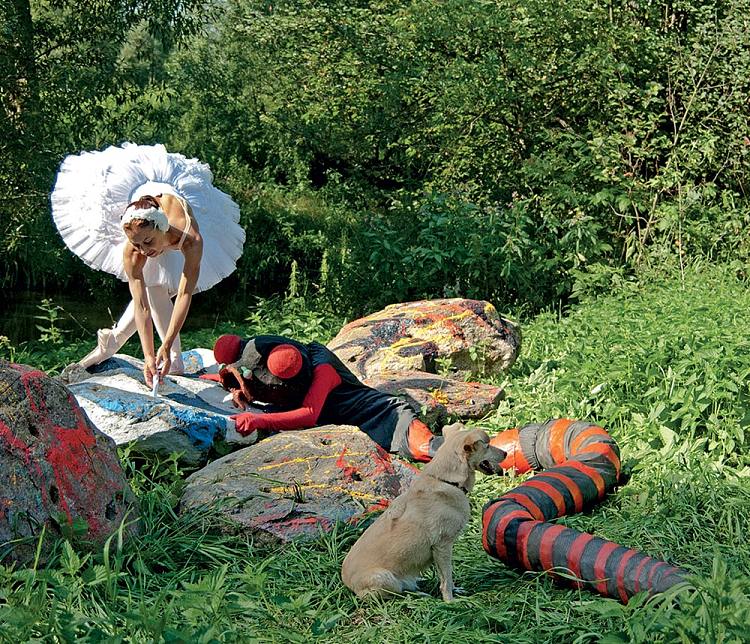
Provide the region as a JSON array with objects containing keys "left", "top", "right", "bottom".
[{"left": 203, "top": 334, "right": 449, "bottom": 462}]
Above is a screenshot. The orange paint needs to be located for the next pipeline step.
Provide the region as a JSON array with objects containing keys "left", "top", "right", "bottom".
[{"left": 548, "top": 418, "right": 573, "bottom": 464}]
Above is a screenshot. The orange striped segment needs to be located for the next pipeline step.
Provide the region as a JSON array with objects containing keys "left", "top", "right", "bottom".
[
  {"left": 632, "top": 556, "right": 652, "bottom": 594},
  {"left": 567, "top": 460, "right": 606, "bottom": 499},
  {"left": 593, "top": 542, "right": 620, "bottom": 595},
  {"left": 541, "top": 471, "right": 584, "bottom": 512},
  {"left": 491, "top": 429, "right": 532, "bottom": 473},
  {"left": 516, "top": 520, "right": 536, "bottom": 570},
  {"left": 524, "top": 478, "right": 566, "bottom": 517},
  {"left": 492, "top": 509, "right": 530, "bottom": 559},
  {"left": 566, "top": 533, "right": 595, "bottom": 589},
  {"left": 647, "top": 561, "right": 668, "bottom": 590},
  {"left": 570, "top": 425, "right": 609, "bottom": 454},
  {"left": 577, "top": 442, "right": 621, "bottom": 477},
  {"left": 548, "top": 418, "right": 573, "bottom": 464},
  {"left": 481, "top": 504, "right": 495, "bottom": 552},
  {"left": 503, "top": 492, "right": 545, "bottom": 521},
  {"left": 538, "top": 524, "right": 567, "bottom": 572},
  {"left": 615, "top": 549, "right": 638, "bottom": 603}
]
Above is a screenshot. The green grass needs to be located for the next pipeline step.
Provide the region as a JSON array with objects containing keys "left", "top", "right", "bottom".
[{"left": 2, "top": 265, "right": 750, "bottom": 642}]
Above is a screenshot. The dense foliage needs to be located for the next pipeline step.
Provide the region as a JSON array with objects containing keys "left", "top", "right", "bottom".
[
  {"left": 3, "top": 0, "right": 750, "bottom": 315},
  {"left": 2, "top": 265, "right": 749, "bottom": 642},
  {"left": 3, "top": 2, "right": 750, "bottom": 639}
]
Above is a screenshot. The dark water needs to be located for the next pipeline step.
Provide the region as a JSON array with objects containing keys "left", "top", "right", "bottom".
[{"left": 0, "top": 287, "right": 231, "bottom": 344}]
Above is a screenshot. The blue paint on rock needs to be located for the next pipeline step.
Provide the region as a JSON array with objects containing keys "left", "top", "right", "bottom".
[
  {"left": 181, "top": 350, "right": 210, "bottom": 374},
  {"left": 72, "top": 384, "right": 227, "bottom": 450},
  {"left": 168, "top": 406, "right": 226, "bottom": 449},
  {"left": 89, "top": 357, "right": 142, "bottom": 376},
  {"left": 165, "top": 392, "right": 231, "bottom": 416}
]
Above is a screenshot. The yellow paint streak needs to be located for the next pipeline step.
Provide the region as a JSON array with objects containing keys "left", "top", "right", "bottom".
[
  {"left": 268, "top": 483, "right": 379, "bottom": 501},
  {"left": 429, "top": 388, "right": 450, "bottom": 404},
  {"left": 258, "top": 451, "right": 369, "bottom": 471}
]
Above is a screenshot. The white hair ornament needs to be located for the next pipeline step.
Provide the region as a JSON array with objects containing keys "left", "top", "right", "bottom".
[{"left": 121, "top": 205, "right": 170, "bottom": 232}]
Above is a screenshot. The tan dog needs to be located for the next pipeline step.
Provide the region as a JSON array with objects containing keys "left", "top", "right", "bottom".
[{"left": 341, "top": 423, "right": 506, "bottom": 601}]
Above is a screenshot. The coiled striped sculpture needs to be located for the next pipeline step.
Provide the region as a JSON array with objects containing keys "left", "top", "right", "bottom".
[{"left": 484, "top": 419, "right": 688, "bottom": 602}]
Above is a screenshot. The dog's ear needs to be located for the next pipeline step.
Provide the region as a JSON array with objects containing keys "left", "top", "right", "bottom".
[
  {"left": 463, "top": 430, "right": 490, "bottom": 454},
  {"left": 463, "top": 437, "right": 484, "bottom": 454},
  {"left": 442, "top": 422, "right": 465, "bottom": 440}
]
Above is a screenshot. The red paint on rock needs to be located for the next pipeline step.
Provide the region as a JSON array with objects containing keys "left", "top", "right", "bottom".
[
  {"left": 15, "top": 366, "right": 120, "bottom": 536},
  {"left": 362, "top": 498, "right": 390, "bottom": 515},
  {"left": 274, "top": 516, "right": 332, "bottom": 537},
  {"left": 369, "top": 444, "right": 397, "bottom": 478},
  {"left": 335, "top": 447, "right": 360, "bottom": 480},
  {"left": 0, "top": 419, "right": 32, "bottom": 462}
]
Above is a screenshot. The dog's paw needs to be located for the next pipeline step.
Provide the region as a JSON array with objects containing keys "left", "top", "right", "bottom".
[
  {"left": 452, "top": 585, "right": 466, "bottom": 596},
  {"left": 406, "top": 590, "right": 432, "bottom": 598}
]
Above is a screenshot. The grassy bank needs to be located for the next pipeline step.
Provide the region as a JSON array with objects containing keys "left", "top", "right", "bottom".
[{"left": 1, "top": 264, "right": 750, "bottom": 642}]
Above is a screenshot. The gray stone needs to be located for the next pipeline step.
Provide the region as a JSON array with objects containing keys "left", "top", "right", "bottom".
[
  {"left": 180, "top": 426, "right": 418, "bottom": 543},
  {"left": 328, "top": 299, "right": 519, "bottom": 421},
  {"left": 363, "top": 370, "right": 505, "bottom": 426},
  {"left": 328, "top": 298, "right": 521, "bottom": 379},
  {"left": 64, "top": 353, "right": 257, "bottom": 467}
]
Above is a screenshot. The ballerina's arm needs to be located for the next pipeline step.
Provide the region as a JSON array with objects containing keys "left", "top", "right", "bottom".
[
  {"left": 156, "top": 225, "right": 203, "bottom": 376},
  {"left": 123, "top": 243, "right": 158, "bottom": 386}
]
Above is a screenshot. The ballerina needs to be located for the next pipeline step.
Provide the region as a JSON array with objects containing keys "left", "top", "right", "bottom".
[{"left": 52, "top": 143, "right": 245, "bottom": 386}]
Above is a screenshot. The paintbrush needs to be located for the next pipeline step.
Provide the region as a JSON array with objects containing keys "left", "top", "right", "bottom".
[{"left": 152, "top": 361, "right": 164, "bottom": 398}]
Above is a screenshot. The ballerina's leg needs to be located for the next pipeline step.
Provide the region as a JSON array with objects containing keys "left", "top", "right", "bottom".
[
  {"left": 147, "top": 285, "right": 184, "bottom": 374},
  {"left": 78, "top": 301, "right": 137, "bottom": 369}
]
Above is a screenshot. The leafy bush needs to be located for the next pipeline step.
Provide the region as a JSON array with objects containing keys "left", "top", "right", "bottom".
[{"left": 5, "top": 0, "right": 750, "bottom": 318}]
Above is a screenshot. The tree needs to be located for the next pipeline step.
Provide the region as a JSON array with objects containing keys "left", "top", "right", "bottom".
[{"left": 0, "top": 0, "right": 212, "bottom": 287}]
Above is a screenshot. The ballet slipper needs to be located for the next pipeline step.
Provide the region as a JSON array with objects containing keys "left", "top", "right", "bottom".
[
  {"left": 59, "top": 362, "right": 90, "bottom": 385},
  {"left": 169, "top": 354, "right": 185, "bottom": 375},
  {"left": 78, "top": 328, "right": 119, "bottom": 369}
]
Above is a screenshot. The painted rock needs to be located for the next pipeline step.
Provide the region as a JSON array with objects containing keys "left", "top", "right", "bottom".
[
  {"left": 180, "top": 426, "right": 418, "bottom": 543},
  {"left": 328, "top": 298, "right": 520, "bottom": 380},
  {"left": 65, "top": 354, "right": 256, "bottom": 467},
  {"left": 0, "top": 361, "right": 139, "bottom": 564},
  {"left": 362, "top": 371, "right": 504, "bottom": 426}
]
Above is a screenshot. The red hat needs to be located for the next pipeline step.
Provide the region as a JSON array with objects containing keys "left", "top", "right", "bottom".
[
  {"left": 267, "top": 344, "right": 303, "bottom": 379},
  {"left": 213, "top": 334, "right": 242, "bottom": 365}
]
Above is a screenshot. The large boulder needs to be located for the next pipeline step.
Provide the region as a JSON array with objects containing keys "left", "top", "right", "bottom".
[
  {"left": 328, "top": 298, "right": 520, "bottom": 380},
  {"left": 0, "top": 361, "right": 139, "bottom": 564},
  {"left": 180, "top": 426, "right": 418, "bottom": 543},
  {"left": 64, "top": 353, "right": 256, "bottom": 467},
  {"left": 363, "top": 370, "right": 504, "bottom": 426}
]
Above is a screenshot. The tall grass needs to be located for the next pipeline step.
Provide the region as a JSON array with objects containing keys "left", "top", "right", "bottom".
[{"left": 1, "top": 264, "right": 750, "bottom": 642}]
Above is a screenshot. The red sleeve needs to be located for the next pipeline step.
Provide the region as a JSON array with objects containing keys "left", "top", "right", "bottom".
[{"left": 244, "top": 363, "right": 342, "bottom": 431}]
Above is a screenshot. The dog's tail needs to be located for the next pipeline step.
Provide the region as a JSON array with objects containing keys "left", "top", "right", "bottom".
[{"left": 483, "top": 419, "right": 689, "bottom": 603}]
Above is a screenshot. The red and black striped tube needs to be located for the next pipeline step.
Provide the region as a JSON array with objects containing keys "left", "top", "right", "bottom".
[{"left": 483, "top": 419, "right": 688, "bottom": 602}]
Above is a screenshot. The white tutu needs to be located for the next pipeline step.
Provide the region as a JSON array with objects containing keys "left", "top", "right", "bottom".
[{"left": 51, "top": 143, "right": 245, "bottom": 293}]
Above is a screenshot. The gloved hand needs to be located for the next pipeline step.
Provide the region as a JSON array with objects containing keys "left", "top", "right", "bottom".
[
  {"left": 201, "top": 368, "right": 253, "bottom": 409},
  {"left": 231, "top": 412, "right": 257, "bottom": 436},
  {"left": 230, "top": 389, "right": 249, "bottom": 410}
]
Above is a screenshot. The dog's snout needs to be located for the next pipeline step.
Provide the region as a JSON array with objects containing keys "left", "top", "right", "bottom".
[{"left": 478, "top": 446, "right": 507, "bottom": 475}]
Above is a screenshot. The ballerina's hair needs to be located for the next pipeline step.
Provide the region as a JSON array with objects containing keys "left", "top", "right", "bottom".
[{"left": 122, "top": 195, "right": 170, "bottom": 232}]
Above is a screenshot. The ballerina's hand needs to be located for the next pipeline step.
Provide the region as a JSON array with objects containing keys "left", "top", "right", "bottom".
[
  {"left": 144, "top": 356, "right": 159, "bottom": 388},
  {"left": 156, "top": 346, "right": 171, "bottom": 381}
]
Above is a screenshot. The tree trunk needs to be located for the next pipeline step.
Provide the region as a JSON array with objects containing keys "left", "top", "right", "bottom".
[{"left": 0, "top": 0, "right": 36, "bottom": 150}]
